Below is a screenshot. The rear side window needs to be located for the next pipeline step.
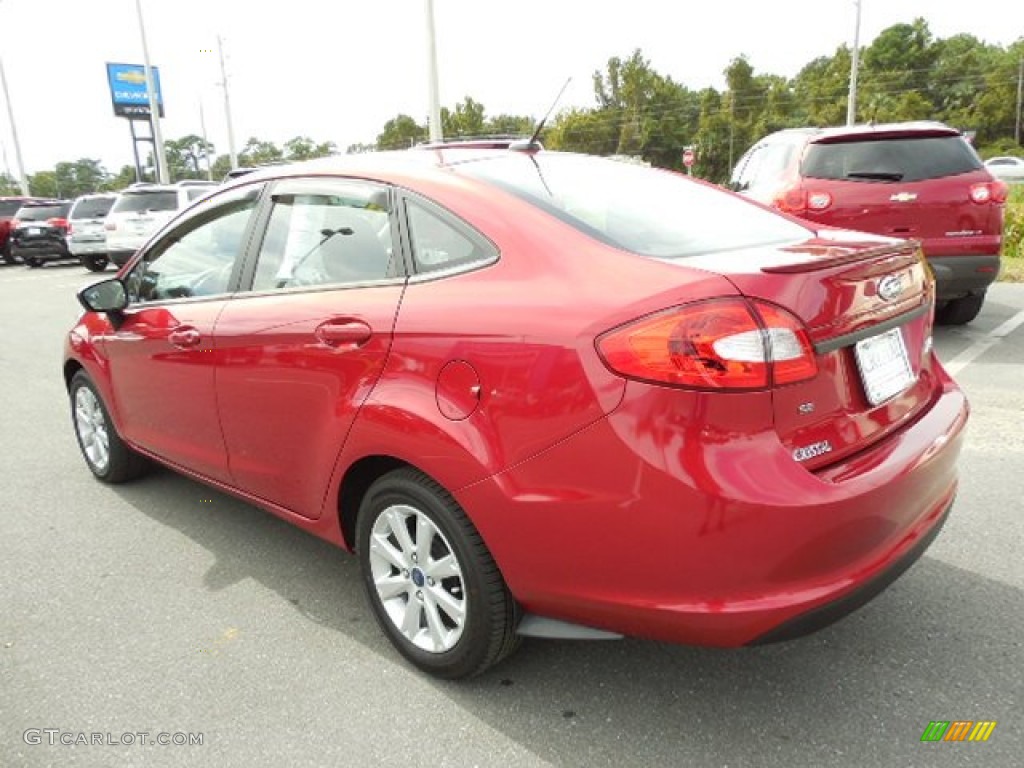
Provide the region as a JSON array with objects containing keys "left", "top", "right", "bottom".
[
  {"left": 17, "top": 204, "right": 70, "bottom": 221},
  {"left": 406, "top": 198, "right": 496, "bottom": 274},
  {"left": 802, "top": 136, "right": 982, "bottom": 183},
  {"left": 111, "top": 191, "right": 179, "bottom": 213},
  {"left": 460, "top": 154, "right": 809, "bottom": 258},
  {"left": 71, "top": 197, "right": 115, "bottom": 219}
]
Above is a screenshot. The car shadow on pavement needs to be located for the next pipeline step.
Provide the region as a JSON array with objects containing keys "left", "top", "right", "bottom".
[{"left": 110, "top": 469, "right": 1023, "bottom": 768}]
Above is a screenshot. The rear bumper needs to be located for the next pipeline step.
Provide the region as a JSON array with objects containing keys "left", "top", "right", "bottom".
[
  {"left": 457, "top": 365, "right": 968, "bottom": 647},
  {"left": 68, "top": 239, "right": 108, "bottom": 256},
  {"left": 927, "top": 254, "right": 1000, "bottom": 300},
  {"left": 11, "top": 242, "right": 71, "bottom": 261}
]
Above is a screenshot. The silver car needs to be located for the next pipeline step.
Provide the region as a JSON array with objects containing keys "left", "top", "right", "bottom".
[
  {"left": 68, "top": 194, "right": 118, "bottom": 271},
  {"left": 983, "top": 156, "right": 1024, "bottom": 183}
]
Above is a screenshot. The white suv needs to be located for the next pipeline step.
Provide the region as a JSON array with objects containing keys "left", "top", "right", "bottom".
[
  {"left": 105, "top": 182, "right": 216, "bottom": 266},
  {"left": 67, "top": 193, "right": 118, "bottom": 271}
]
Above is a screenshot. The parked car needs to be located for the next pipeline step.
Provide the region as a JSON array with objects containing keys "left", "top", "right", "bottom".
[
  {"left": 9, "top": 199, "right": 73, "bottom": 267},
  {"left": 66, "top": 149, "right": 968, "bottom": 678},
  {"left": 731, "top": 121, "right": 1008, "bottom": 324},
  {"left": 983, "top": 155, "right": 1024, "bottom": 183},
  {"left": 1, "top": 196, "right": 48, "bottom": 264},
  {"left": 104, "top": 182, "right": 216, "bottom": 266},
  {"left": 68, "top": 193, "right": 118, "bottom": 272}
]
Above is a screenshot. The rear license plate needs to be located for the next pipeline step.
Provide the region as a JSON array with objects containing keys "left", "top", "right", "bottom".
[
  {"left": 27, "top": 227, "right": 40, "bottom": 235},
  {"left": 854, "top": 327, "right": 915, "bottom": 406}
]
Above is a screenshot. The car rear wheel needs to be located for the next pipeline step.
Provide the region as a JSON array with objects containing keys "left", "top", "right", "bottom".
[
  {"left": 25, "top": 256, "right": 42, "bottom": 268},
  {"left": 70, "top": 371, "right": 148, "bottom": 483},
  {"left": 936, "top": 292, "right": 985, "bottom": 326},
  {"left": 356, "top": 468, "right": 520, "bottom": 679},
  {"left": 80, "top": 254, "right": 109, "bottom": 272}
]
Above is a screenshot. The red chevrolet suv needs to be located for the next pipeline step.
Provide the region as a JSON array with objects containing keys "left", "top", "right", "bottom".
[{"left": 731, "top": 122, "right": 1008, "bottom": 324}]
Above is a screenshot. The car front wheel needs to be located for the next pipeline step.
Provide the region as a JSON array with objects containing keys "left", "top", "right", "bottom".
[
  {"left": 356, "top": 468, "right": 519, "bottom": 679},
  {"left": 70, "top": 371, "right": 148, "bottom": 483}
]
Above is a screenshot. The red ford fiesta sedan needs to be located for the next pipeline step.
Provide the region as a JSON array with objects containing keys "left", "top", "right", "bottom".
[{"left": 64, "top": 147, "right": 968, "bottom": 678}]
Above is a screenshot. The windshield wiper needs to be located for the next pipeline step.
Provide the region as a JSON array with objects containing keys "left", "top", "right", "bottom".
[{"left": 844, "top": 171, "right": 904, "bottom": 181}]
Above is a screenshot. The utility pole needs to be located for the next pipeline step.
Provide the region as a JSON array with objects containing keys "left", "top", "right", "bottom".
[
  {"left": 425, "top": 0, "right": 443, "bottom": 142},
  {"left": 0, "top": 31, "right": 30, "bottom": 195},
  {"left": 1016, "top": 56, "right": 1022, "bottom": 146},
  {"left": 135, "top": 0, "right": 168, "bottom": 184},
  {"left": 217, "top": 35, "right": 238, "bottom": 169},
  {"left": 847, "top": 0, "right": 862, "bottom": 126},
  {"left": 199, "top": 99, "right": 212, "bottom": 180}
]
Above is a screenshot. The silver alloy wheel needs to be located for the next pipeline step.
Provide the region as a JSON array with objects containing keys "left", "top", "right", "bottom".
[
  {"left": 368, "top": 503, "right": 466, "bottom": 653},
  {"left": 74, "top": 386, "right": 110, "bottom": 473}
]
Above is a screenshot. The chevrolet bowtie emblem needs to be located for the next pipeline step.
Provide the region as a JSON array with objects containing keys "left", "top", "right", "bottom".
[{"left": 889, "top": 192, "right": 917, "bottom": 202}]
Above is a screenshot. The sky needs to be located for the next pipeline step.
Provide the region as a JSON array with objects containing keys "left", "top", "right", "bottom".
[{"left": 0, "top": 0, "right": 1021, "bottom": 177}]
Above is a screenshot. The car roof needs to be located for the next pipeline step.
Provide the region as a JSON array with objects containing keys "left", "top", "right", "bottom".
[{"left": 810, "top": 121, "right": 962, "bottom": 143}]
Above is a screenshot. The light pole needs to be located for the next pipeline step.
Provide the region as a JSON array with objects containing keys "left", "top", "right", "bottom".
[
  {"left": 847, "top": 0, "right": 863, "bottom": 126},
  {"left": 425, "top": 0, "right": 442, "bottom": 142},
  {"left": 217, "top": 35, "right": 238, "bottom": 170},
  {"left": 135, "top": 0, "right": 169, "bottom": 183},
  {"left": 0, "top": 0, "right": 30, "bottom": 195}
]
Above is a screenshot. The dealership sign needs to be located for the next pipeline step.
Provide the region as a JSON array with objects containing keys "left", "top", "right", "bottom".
[{"left": 105, "top": 62, "right": 165, "bottom": 118}]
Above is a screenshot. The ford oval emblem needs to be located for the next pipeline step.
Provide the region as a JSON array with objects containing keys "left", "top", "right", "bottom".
[{"left": 877, "top": 275, "right": 903, "bottom": 302}]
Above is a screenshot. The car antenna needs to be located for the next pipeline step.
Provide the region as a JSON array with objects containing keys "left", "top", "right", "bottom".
[{"left": 512, "top": 77, "right": 572, "bottom": 152}]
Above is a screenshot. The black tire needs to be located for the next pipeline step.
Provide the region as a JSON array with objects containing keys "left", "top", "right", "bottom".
[
  {"left": 936, "top": 293, "right": 985, "bottom": 326},
  {"left": 81, "top": 254, "right": 109, "bottom": 272},
  {"left": 25, "top": 256, "right": 42, "bottom": 268},
  {"left": 356, "top": 468, "right": 520, "bottom": 679},
  {"left": 1, "top": 242, "right": 14, "bottom": 265},
  {"left": 69, "top": 371, "right": 148, "bottom": 484}
]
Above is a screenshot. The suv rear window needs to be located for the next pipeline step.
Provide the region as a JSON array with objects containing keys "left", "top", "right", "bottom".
[
  {"left": 111, "top": 191, "right": 179, "bottom": 213},
  {"left": 17, "top": 203, "right": 71, "bottom": 221},
  {"left": 71, "top": 197, "right": 116, "bottom": 219},
  {"left": 459, "top": 154, "right": 809, "bottom": 258},
  {"left": 802, "top": 136, "right": 982, "bottom": 183}
]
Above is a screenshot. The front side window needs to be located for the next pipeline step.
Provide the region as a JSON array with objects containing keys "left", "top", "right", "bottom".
[
  {"left": 125, "top": 186, "right": 260, "bottom": 303},
  {"left": 251, "top": 179, "right": 395, "bottom": 291}
]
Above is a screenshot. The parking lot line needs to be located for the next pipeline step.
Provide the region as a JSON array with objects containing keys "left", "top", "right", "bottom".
[{"left": 944, "top": 308, "right": 1024, "bottom": 376}]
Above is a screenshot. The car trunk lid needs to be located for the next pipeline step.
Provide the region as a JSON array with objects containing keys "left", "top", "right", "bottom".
[{"left": 685, "top": 230, "right": 936, "bottom": 471}]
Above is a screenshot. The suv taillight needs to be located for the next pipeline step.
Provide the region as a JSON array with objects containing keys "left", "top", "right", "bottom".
[
  {"left": 105, "top": 221, "right": 116, "bottom": 231},
  {"left": 773, "top": 185, "right": 832, "bottom": 215},
  {"left": 970, "top": 180, "right": 1008, "bottom": 205},
  {"left": 47, "top": 217, "right": 69, "bottom": 231},
  {"left": 597, "top": 298, "right": 817, "bottom": 390}
]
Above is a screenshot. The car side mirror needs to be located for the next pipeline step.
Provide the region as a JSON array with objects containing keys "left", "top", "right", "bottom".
[{"left": 78, "top": 278, "right": 128, "bottom": 314}]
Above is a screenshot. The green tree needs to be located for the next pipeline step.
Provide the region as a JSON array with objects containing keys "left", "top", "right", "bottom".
[
  {"left": 442, "top": 97, "right": 487, "bottom": 137},
  {"left": 284, "top": 135, "right": 336, "bottom": 161},
  {"left": 164, "top": 134, "right": 215, "bottom": 180},
  {"left": 239, "top": 137, "right": 284, "bottom": 166},
  {"left": 0, "top": 172, "right": 20, "bottom": 195},
  {"left": 376, "top": 114, "right": 426, "bottom": 149}
]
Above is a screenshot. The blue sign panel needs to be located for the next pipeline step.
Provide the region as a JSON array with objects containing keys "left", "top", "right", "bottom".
[{"left": 106, "top": 62, "right": 165, "bottom": 118}]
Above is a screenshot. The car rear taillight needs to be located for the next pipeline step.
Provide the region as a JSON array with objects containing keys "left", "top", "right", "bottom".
[
  {"left": 47, "top": 217, "right": 69, "bottom": 231},
  {"left": 104, "top": 221, "right": 116, "bottom": 231},
  {"left": 773, "top": 186, "right": 832, "bottom": 214},
  {"left": 969, "top": 181, "right": 1008, "bottom": 204},
  {"left": 11, "top": 219, "right": 22, "bottom": 230},
  {"left": 597, "top": 298, "right": 817, "bottom": 390}
]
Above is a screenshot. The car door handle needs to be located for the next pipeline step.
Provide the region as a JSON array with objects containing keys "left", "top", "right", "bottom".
[
  {"left": 168, "top": 326, "right": 202, "bottom": 349},
  {"left": 315, "top": 319, "right": 373, "bottom": 347}
]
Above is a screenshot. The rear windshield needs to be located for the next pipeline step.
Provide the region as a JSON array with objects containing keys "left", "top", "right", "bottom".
[
  {"left": 111, "top": 190, "right": 179, "bottom": 213},
  {"left": 17, "top": 203, "right": 71, "bottom": 221},
  {"left": 71, "top": 197, "right": 116, "bottom": 219},
  {"left": 458, "top": 154, "right": 809, "bottom": 258},
  {"left": 802, "top": 136, "right": 982, "bottom": 183},
  {"left": 0, "top": 200, "right": 23, "bottom": 216}
]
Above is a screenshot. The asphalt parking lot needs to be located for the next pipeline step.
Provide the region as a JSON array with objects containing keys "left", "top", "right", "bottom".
[{"left": 2, "top": 262, "right": 1022, "bottom": 768}]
